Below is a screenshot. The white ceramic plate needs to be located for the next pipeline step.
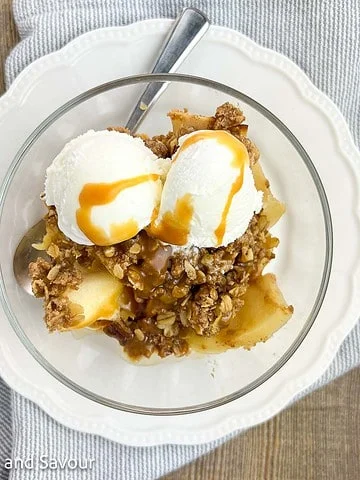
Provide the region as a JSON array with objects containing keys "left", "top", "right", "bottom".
[{"left": 0, "top": 20, "right": 359, "bottom": 446}]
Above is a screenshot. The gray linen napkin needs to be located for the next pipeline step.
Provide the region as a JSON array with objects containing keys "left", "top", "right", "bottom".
[{"left": 1, "top": 1, "right": 360, "bottom": 479}]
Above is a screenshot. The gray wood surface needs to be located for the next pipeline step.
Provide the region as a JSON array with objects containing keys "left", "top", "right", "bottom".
[
  {"left": 1, "top": 1, "right": 359, "bottom": 478},
  {"left": 163, "top": 367, "right": 360, "bottom": 479}
]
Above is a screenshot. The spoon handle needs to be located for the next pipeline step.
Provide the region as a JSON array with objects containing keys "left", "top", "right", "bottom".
[{"left": 125, "top": 7, "right": 209, "bottom": 132}]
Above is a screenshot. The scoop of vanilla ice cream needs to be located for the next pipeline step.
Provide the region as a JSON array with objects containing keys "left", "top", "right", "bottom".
[
  {"left": 45, "top": 130, "right": 164, "bottom": 246},
  {"left": 152, "top": 130, "right": 263, "bottom": 248}
]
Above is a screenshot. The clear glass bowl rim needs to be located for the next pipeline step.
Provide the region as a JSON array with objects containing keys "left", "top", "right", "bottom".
[{"left": 0, "top": 73, "right": 333, "bottom": 415}]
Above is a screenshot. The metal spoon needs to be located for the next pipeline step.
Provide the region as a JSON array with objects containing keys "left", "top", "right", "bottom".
[
  {"left": 125, "top": 7, "right": 209, "bottom": 131},
  {"left": 13, "top": 8, "right": 210, "bottom": 294}
]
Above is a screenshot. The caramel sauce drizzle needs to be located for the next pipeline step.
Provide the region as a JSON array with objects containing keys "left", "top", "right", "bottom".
[
  {"left": 212, "top": 132, "right": 249, "bottom": 245},
  {"left": 214, "top": 170, "right": 245, "bottom": 245},
  {"left": 76, "top": 174, "right": 159, "bottom": 246},
  {"left": 148, "top": 193, "right": 194, "bottom": 245}
]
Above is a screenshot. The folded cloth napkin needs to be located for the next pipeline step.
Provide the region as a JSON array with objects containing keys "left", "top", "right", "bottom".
[{"left": 1, "top": 1, "right": 360, "bottom": 479}]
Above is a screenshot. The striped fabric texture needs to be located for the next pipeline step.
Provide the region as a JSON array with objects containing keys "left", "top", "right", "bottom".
[{"left": 1, "top": 1, "right": 360, "bottom": 479}]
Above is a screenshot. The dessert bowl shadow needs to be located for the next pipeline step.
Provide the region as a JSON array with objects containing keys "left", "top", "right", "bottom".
[{"left": 0, "top": 73, "right": 332, "bottom": 415}]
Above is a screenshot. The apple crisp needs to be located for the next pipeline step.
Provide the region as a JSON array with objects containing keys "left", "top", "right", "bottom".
[{"left": 29, "top": 103, "right": 293, "bottom": 360}]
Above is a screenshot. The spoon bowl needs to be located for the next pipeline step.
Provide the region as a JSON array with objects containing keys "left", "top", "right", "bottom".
[{"left": 13, "top": 220, "right": 47, "bottom": 295}]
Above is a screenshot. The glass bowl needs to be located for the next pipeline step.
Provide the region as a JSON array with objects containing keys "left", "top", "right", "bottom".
[{"left": 0, "top": 73, "right": 332, "bottom": 414}]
